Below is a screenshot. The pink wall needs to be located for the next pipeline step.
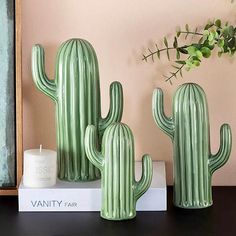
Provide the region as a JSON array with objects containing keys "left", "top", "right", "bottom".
[{"left": 22, "top": 0, "right": 236, "bottom": 185}]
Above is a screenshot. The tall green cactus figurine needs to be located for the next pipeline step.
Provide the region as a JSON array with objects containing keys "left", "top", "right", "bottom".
[
  {"left": 152, "top": 83, "right": 232, "bottom": 208},
  {"left": 85, "top": 123, "right": 153, "bottom": 220},
  {"left": 32, "top": 39, "right": 123, "bottom": 181}
]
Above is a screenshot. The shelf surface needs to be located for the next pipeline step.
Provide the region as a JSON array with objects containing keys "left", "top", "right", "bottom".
[
  {"left": 19, "top": 161, "right": 166, "bottom": 212},
  {"left": 0, "top": 187, "right": 236, "bottom": 236}
]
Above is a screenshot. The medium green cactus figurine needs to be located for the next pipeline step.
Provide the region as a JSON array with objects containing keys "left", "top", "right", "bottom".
[
  {"left": 152, "top": 83, "right": 232, "bottom": 208},
  {"left": 85, "top": 123, "right": 153, "bottom": 220},
  {"left": 32, "top": 39, "right": 123, "bottom": 181}
]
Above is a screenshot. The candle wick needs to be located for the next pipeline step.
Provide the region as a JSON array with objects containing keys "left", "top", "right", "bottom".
[{"left": 40, "top": 144, "right": 42, "bottom": 153}]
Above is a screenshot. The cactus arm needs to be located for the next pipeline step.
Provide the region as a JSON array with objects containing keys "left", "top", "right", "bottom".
[
  {"left": 134, "top": 154, "right": 153, "bottom": 201},
  {"left": 32, "top": 44, "right": 57, "bottom": 102},
  {"left": 85, "top": 125, "right": 104, "bottom": 170},
  {"left": 99, "top": 81, "right": 123, "bottom": 134},
  {"left": 152, "top": 88, "right": 174, "bottom": 139},
  {"left": 209, "top": 124, "right": 232, "bottom": 175}
]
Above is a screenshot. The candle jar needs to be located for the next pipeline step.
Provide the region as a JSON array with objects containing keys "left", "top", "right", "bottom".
[{"left": 23, "top": 148, "right": 57, "bottom": 188}]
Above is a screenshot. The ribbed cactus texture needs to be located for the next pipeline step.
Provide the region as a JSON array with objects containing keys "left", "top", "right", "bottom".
[
  {"left": 32, "top": 39, "right": 123, "bottom": 181},
  {"left": 152, "top": 83, "right": 232, "bottom": 208},
  {"left": 85, "top": 123, "right": 153, "bottom": 220}
]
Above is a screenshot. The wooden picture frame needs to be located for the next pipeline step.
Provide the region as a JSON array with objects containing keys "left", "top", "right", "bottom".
[{"left": 0, "top": 0, "right": 22, "bottom": 195}]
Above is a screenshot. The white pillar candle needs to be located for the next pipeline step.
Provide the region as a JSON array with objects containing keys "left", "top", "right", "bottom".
[{"left": 23, "top": 145, "right": 57, "bottom": 188}]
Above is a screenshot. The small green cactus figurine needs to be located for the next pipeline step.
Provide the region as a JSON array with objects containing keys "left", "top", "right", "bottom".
[
  {"left": 32, "top": 39, "right": 123, "bottom": 181},
  {"left": 152, "top": 83, "right": 232, "bottom": 209},
  {"left": 85, "top": 123, "right": 153, "bottom": 220}
]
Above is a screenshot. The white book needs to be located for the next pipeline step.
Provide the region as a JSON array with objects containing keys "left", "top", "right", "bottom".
[{"left": 18, "top": 161, "right": 166, "bottom": 212}]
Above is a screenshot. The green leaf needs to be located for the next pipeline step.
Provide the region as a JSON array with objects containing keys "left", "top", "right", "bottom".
[
  {"left": 198, "top": 37, "right": 204, "bottom": 44},
  {"left": 193, "top": 60, "right": 200, "bottom": 67},
  {"left": 175, "top": 60, "right": 186, "bottom": 65},
  {"left": 155, "top": 44, "right": 160, "bottom": 59},
  {"left": 178, "top": 47, "right": 188, "bottom": 54},
  {"left": 164, "top": 37, "right": 168, "bottom": 47},
  {"left": 215, "top": 19, "right": 222, "bottom": 28},
  {"left": 166, "top": 49, "right": 170, "bottom": 60},
  {"left": 185, "top": 24, "right": 189, "bottom": 32},
  {"left": 186, "top": 59, "right": 194, "bottom": 68},
  {"left": 217, "top": 39, "right": 224, "bottom": 48},
  {"left": 222, "top": 26, "right": 230, "bottom": 37},
  {"left": 208, "top": 40, "right": 215, "bottom": 46},
  {"left": 176, "top": 27, "right": 181, "bottom": 37},
  {"left": 176, "top": 50, "right": 180, "bottom": 59},
  {"left": 229, "top": 25, "right": 234, "bottom": 37},
  {"left": 203, "top": 40, "right": 215, "bottom": 50},
  {"left": 187, "top": 46, "right": 197, "bottom": 56},
  {"left": 192, "top": 56, "right": 201, "bottom": 62},
  {"left": 204, "top": 24, "right": 212, "bottom": 30},
  {"left": 172, "top": 65, "right": 180, "bottom": 70},
  {"left": 212, "top": 29, "right": 219, "bottom": 39},
  {"left": 218, "top": 51, "right": 223, "bottom": 57},
  {"left": 192, "top": 43, "right": 202, "bottom": 50},
  {"left": 203, "top": 30, "right": 210, "bottom": 41},
  {"left": 173, "top": 37, "right": 178, "bottom": 48},
  {"left": 208, "top": 32, "right": 214, "bottom": 42},
  {"left": 185, "top": 33, "right": 189, "bottom": 40},
  {"left": 201, "top": 47, "right": 211, "bottom": 58},
  {"left": 180, "top": 68, "right": 183, "bottom": 77},
  {"left": 203, "top": 30, "right": 210, "bottom": 36},
  {"left": 196, "top": 50, "right": 203, "bottom": 59}
]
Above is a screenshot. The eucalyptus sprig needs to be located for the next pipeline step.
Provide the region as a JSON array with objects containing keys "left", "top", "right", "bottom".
[{"left": 143, "top": 19, "right": 236, "bottom": 84}]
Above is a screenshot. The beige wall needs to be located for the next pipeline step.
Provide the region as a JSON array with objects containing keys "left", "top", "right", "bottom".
[{"left": 22, "top": 0, "right": 236, "bottom": 185}]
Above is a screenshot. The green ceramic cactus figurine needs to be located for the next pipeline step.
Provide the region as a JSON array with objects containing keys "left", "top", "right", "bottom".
[
  {"left": 85, "top": 123, "right": 153, "bottom": 220},
  {"left": 152, "top": 83, "right": 232, "bottom": 208},
  {"left": 32, "top": 39, "right": 123, "bottom": 181}
]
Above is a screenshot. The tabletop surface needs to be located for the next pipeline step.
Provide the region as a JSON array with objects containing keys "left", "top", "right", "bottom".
[{"left": 0, "top": 187, "right": 236, "bottom": 236}]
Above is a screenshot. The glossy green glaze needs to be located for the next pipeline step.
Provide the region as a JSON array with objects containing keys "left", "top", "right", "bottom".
[
  {"left": 32, "top": 39, "right": 123, "bottom": 181},
  {"left": 85, "top": 123, "right": 153, "bottom": 220},
  {"left": 152, "top": 83, "right": 232, "bottom": 208}
]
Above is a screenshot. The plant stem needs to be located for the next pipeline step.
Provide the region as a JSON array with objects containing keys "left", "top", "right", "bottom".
[
  {"left": 143, "top": 45, "right": 188, "bottom": 61},
  {"left": 165, "top": 63, "right": 185, "bottom": 84},
  {"left": 165, "top": 56, "right": 191, "bottom": 84},
  {"left": 178, "top": 31, "right": 203, "bottom": 36}
]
